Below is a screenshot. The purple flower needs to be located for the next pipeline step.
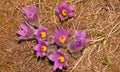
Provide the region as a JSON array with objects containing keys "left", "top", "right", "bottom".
[
  {"left": 22, "top": 5, "right": 38, "bottom": 22},
  {"left": 56, "top": 2, "right": 74, "bottom": 20},
  {"left": 70, "top": 30, "right": 90, "bottom": 51},
  {"left": 16, "top": 23, "right": 32, "bottom": 39},
  {"left": 34, "top": 27, "right": 48, "bottom": 40},
  {"left": 53, "top": 28, "right": 70, "bottom": 45},
  {"left": 48, "top": 49, "right": 68, "bottom": 70},
  {"left": 34, "top": 40, "right": 49, "bottom": 57}
]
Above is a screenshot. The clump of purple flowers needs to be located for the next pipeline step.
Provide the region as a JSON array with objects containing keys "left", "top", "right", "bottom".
[
  {"left": 34, "top": 40, "right": 49, "bottom": 57},
  {"left": 16, "top": 23, "right": 32, "bottom": 39},
  {"left": 53, "top": 28, "right": 70, "bottom": 45},
  {"left": 34, "top": 27, "right": 49, "bottom": 41},
  {"left": 56, "top": 2, "right": 74, "bottom": 20},
  {"left": 48, "top": 49, "right": 68, "bottom": 70},
  {"left": 22, "top": 5, "right": 38, "bottom": 22},
  {"left": 16, "top": 2, "right": 90, "bottom": 71},
  {"left": 70, "top": 30, "right": 90, "bottom": 51}
]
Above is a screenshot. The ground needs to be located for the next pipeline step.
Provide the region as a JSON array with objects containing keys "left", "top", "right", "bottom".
[{"left": 0, "top": 0, "right": 120, "bottom": 72}]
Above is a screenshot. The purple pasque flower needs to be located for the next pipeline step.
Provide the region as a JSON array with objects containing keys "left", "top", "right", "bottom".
[
  {"left": 53, "top": 28, "right": 70, "bottom": 45},
  {"left": 34, "top": 40, "right": 49, "bottom": 57},
  {"left": 70, "top": 30, "right": 90, "bottom": 51},
  {"left": 56, "top": 2, "right": 74, "bottom": 20},
  {"left": 48, "top": 49, "right": 68, "bottom": 70},
  {"left": 16, "top": 23, "right": 32, "bottom": 39},
  {"left": 22, "top": 5, "right": 38, "bottom": 22},
  {"left": 34, "top": 27, "right": 48, "bottom": 40}
]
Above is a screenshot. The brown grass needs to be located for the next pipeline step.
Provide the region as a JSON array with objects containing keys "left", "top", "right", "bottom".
[{"left": 0, "top": 0, "right": 120, "bottom": 72}]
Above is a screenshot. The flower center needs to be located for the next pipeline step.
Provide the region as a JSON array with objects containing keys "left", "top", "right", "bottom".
[
  {"left": 29, "top": 13, "right": 34, "bottom": 18},
  {"left": 40, "top": 31, "right": 47, "bottom": 38},
  {"left": 41, "top": 46, "right": 47, "bottom": 52},
  {"left": 59, "top": 36, "right": 66, "bottom": 43},
  {"left": 58, "top": 56, "right": 65, "bottom": 63},
  {"left": 24, "top": 29, "right": 28, "bottom": 34},
  {"left": 62, "top": 9, "right": 68, "bottom": 16}
]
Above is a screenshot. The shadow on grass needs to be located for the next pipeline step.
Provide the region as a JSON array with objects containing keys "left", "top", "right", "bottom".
[
  {"left": 33, "top": 51, "right": 46, "bottom": 62},
  {"left": 17, "top": 37, "right": 37, "bottom": 44},
  {"left": 48, "top": 59, "right": 68, "bottom": 72}
]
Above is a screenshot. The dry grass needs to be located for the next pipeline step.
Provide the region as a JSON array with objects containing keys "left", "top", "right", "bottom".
[{"left": 0, "top": 0, "right": 120, "bottom": 72}]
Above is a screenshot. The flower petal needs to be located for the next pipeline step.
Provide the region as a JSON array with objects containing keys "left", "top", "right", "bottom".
[
  {"left": 34, "top": 29, "right": 40, "bottom": 39},
  {"left": 70, "top": 39, "right": 83, "bottom": 51},
  {"left": 42, "top": 52, "right": 45, "bottom": 56},
  {"left": 69, "top": 6, "right": 74, "bottom": 11},
  {"left": 61, "top": 2, "right": 68, "bottom": 8},
  {"left": 22, "top": 7, "right": 30, "bottom": 14},
  {"left": 55, "top": 6, "right": 61, "bottom": 13},
  {"left": 75, "top": 30, "right": 86, "bottom": 39},
  {"left": 64, "top": 62, "right": 68, "bottom": 66},
  {"left": 42, "top": 26, "right": 48, "bottom": 31},
  {"left": 30, "top": 5, "right": 38, "bottom": 13},
  {"left": 36, "top": 52, "right": 41, "bottom": 57},
  {"left": 48, "top": 54, "right": 59, "bottom": 62},
  {"left": 20, "top": 23, "right": 28, "bottom": 29},
  {"left": 85, "top": 38, "right": 91, "bottom": 43},
  {"left": 59, "top": 14, "right": 65, "bottom": 20},
  {"left": 16, "top": 31, "right": 25, "bottom": 36},
  {"left": 27, "top": 28, "right": 32, "bottom": 36},
  {"left": 38, "top": 40, "right": 49, "bottom": 46},
  {"left": 34, "top": 29, "right": 38, "bottom": 35},
  {"left": 57, "top": 49, "right": 67, "bottom": 60},
  {"left": 68, "top": 12, "right": 74, "bottom": 17},
  {"left": 33, "top": 44, "right": 40, "bottom": 51},
  {"left": 54, "top": 61, "right": 63, "bottom": 70},
  {"left": 60, "top": 28, "right": 70, "bottom": 36},
  {"left": 57, "top": 49, "right": 62, "bottom": 54}
]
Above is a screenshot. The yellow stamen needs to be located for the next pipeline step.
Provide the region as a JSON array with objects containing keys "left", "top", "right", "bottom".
[
  {"left": 41, "top": 46, "right": 47, "bottom": 52},
  {"left": 29, "top": 13, "right": 34, "bottom": 18},
  {"left": 41, "top": 32, "right": 47, "bottom": 38},
  {"left": 62, "top": 9, "right": 68, "bottom": 16},
  {"left": 59, "top": 36, "right": 66, "bottom": 43},
  {"left": 58, "top": 56, "right": 65, "bottom": 62}
]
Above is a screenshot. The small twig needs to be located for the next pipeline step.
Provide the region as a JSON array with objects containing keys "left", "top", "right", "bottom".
[
  {"left": 100, "top": 15, "right": 119, "bottom": 32},
  {"left": 70, "top": 48, "right": 89, "bottom": 72},
  {"left": 22, "top": 56, "right": 34, "bottom": 71},
  {"left": 107, "top": 21, "right": 120, "bottom": 38},
  {"left": 29, "top": 58, "right": 41, "bottom": 72},
  {"left": 16, "top": 36, "right": 36, "bottom": 44},
  {"left": 75, "top": 0, "right": 85, "bottom": 4},
  {"left": 90, "top": 37, "right": 105, "bottom": 44},
  {"left": 108, "top": 42, "right": 120, "bottom": 54}
]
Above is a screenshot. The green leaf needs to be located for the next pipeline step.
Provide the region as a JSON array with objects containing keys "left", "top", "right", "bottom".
[
  {"left": 103, "top": 55, "right": 111, "bottom": 65},
  {"left": 0, "top": 12, "right": 5, "bottom": 22},
  {"left": 51, "top": 2, "right": 57, "bottom": 15},
  {"left": 101, "top": 39, "right": 106, "bottom": 46},
  {"left": 92, "top": 31, "right": 103, "bottom": 36}
]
